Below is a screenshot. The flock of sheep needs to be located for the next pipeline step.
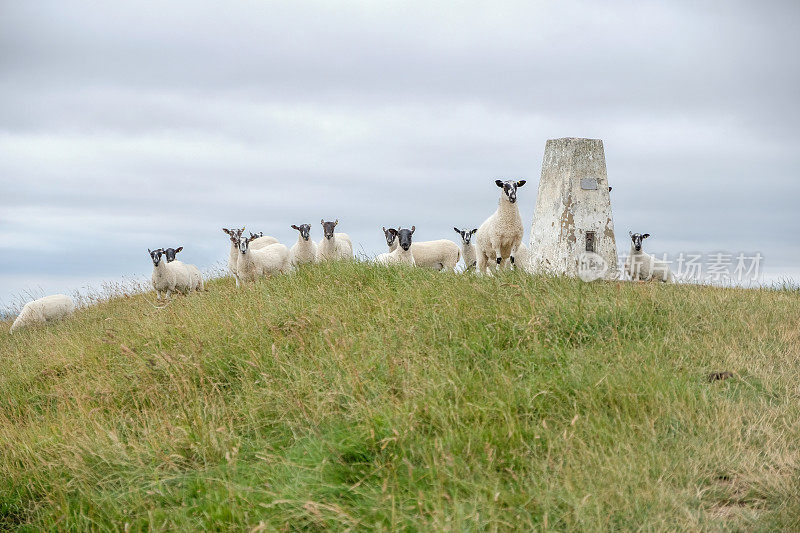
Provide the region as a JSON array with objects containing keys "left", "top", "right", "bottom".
[{"left": 7, "top": 178, "right": 672, "bottom": 333}]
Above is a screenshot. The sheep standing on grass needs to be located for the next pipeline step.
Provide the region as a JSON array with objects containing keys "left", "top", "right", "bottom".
[
  {"left": 289, "top": 224, "right": 318, "bottom": 267},
  {"left": 454, "top": 227, "right": 478, "bottom": 272},
  {"left": 164, "top": 247, "right": 204, "bottom": 292},
  {"left": 9, "top": 294, "right": 75, "bottom": 334},
  {"left": 378, "top": 226, "right": 459, "bottom": 271},
  {"left": 316, "top": 220, "right": 353, "bottom": 261},
  {"left": 476, "top": 179, "right": 527, "bottom": 274},
  {"left": 624, "top": 232, "right": 674, "bottom": 282},
  {"left": 222, "top": 227, "right": 245, "bottom": 286},
  {"left": 150, "top": 248, "right": 182, "bottom": 299},
  {"left": 237, "top": 235, "right": 291, "bottom": 283},
  {"left": 377, "top": 227, "right": 416, "bottom": 266}
]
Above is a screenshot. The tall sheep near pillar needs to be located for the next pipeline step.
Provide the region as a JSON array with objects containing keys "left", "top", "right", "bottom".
[{"left": 529, "top": 138, "right": 618, "bottom": 279}]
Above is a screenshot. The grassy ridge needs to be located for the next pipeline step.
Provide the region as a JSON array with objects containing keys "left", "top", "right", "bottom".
[{"left": 1, "top": 262, "right": 799, "bottom": 531}]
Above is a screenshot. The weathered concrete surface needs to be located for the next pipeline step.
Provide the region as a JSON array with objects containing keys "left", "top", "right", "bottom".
[{"left": 528, "top": 138, "right": 618, "bottom": 278}]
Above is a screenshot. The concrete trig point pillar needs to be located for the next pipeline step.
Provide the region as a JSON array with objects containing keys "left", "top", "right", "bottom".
[{"left": 528, "top": 138, "right": 618, "bottom": 279}]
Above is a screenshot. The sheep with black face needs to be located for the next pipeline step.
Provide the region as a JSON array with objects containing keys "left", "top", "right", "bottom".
[
  {"left": 163, "top": 246, "right": 204, "bottom": 292},
  {"left": 289, "top": 224, "right": 318, "bottom": 267},
  {"left": 454, "top": 227, "right": 478, "bottom": 272},
  {"left": 316, "top": 219, "right": 353, "bottom": 261},
  {"left": 624, "top": 231, "right": 673, "bottom": 282},
  {"left": 236, "top": 234, "right": 291, "bottom": 283},
  {"left": 475, "top": 179, "right": 527, "bottom": 274},
  {"left": 377, "top": 226, "right": 416, "bottom": 266}
]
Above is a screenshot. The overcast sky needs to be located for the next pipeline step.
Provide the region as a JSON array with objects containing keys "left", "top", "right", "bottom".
[{"left": 1, "top": 0, "right": 798, "bottom": 308}]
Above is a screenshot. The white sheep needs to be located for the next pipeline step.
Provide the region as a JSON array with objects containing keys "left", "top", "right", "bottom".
[
  {"left": 377, "top": 227, "right": 416, "bottom": 266},
  {"left": 164, "top": 247, "right": 204, "bottom": 292},
  {"left": 237, "top": 235, "right": 291, "bottom": 283},
  {"left": 222, "top": 228, "right": 244, "bottom": 280},
  {"left": 289, "top": 224, "right": 318, "bottom": 267},
  {"left": 316, "top": 219, "right": 353, "bottom": 261},
  {"left": 624, "top": 232, "right": 674, "bottom": 282},
  {"left": 248, "top": 231, "right": 279, "bottom": 250},
  {"left": 9, "top": 294, "right": 75, "bottom": 334},
  {"left": 454, "top": 227, "right": 478, "bottom": 272},
  {"left": 476, "top": 179, "right": 527, "bottom": 274},
  {"left": 149, "top": 248, "right": 187, "bottom": 299},
  {"left": 379, "top": 226, "right": 459, "bottom": 271}
]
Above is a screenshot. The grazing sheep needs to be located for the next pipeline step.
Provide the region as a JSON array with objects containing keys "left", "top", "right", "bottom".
[
  {"left": 164, "top": 247, "right": 204, "bottom": 292},
  {"left": 624, "top": 232, "right": 674, "bottom": 282},
  {"left": 454, "top": 227, "right": 478, "bottom": 272},
  {"left": 9, "top": 294, "right": 74, "bottom": 334},
  {"left": 476, "top": 179, "right": 527, "bottom": 274},
  {"left": 237, "top": 235, "right": 291, "bottom": 283},
  {"left": 289, "top": 224, "right": 318, "bottom": 267},
  {"left": 316, "top": 219, "right": 354, "bottom": 261},
  {"left": 377, "top": 227, "right": 416, "bottom": 266}
]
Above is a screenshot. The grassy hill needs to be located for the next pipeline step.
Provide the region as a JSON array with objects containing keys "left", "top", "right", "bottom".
[{"left": 1, "top": 262, "right": 799, "bottom": 531}]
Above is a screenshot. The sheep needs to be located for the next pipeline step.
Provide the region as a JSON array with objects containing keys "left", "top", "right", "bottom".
[
  {"left": 289, "top": 224, "right": 318, "bottom": 267},
  {"left": 236, "top": 234, "right": 291, "bottom": 283},
  {"left": 316, "top": 219, "right": 353, "bottom": 261},
  {"left": 475, "top": 179, "right": 527, "bottom": 274},
  {"left": 454, "top": 227, "right": 478, "bottom": 272},
  {"left": 624, "top": 232, "right": 674, "bottom": 282},
  {"left": 377, "top": 227, "right": 416, "bottom": 266},
  {"left": 379, "top": 226, "right": 459, "bottom": 271},
  {"left": 222, "top": 227, "right": 245, "bottom": 281},
  {"left": 248, "top": 231, "right": 279, "bottom": 250},
  {"left": 150, "top": 248, "right": 179, "bottom": 299},
  {"left": 9, "top": 294, "right": 75, "bottom": 334},
  {"left": 164, "top": 247, "right": 204, "bottom": 292}
]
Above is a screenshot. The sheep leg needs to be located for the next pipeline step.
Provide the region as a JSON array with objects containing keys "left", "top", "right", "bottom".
[{"left": 166, "top": 289, "right": 172, "bottom": 299}]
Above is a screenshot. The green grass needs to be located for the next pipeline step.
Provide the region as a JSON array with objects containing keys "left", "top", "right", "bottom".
[{"left": 1, "top": 262, "right": 799, "bottom": 531}]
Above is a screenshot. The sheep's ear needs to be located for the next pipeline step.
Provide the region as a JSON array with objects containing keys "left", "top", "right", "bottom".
[
  {"left": 222, "top": 228, "right": 229, "bottom": 235},
  {"left": 410, "top": 226, "right": 415, "bottom": 234},
  {"left": 148, "top": 248, "right": 152, "bottom": 253},
  {"left": 471, "top": 228, "right": 478, "bottom": 234},
  {"left": 517, "top": 180, "right": 526, "bottom": 187},
  {"left": 608, "top": 186, "right": 613, "bottom": 192},
  {"left": 175, "top": 246, "right": 183, "bottom": 253},
  {"left": 454, "top": 227, "right": 460, "bottom": 234},
  {"left": 320, "top": 219, "right": 324, "bottom": 225},
  {"left": 495, "top": 179, "right": 504, "bottom": 188},
  {"left": 291, "top": 224, "right": 299, "bottom": 231},
  {"left": 642, "top": 234, "right": 650, "bottom": 239},
  {"left": 334, "top": 219, "right": 339, "bottom": 226},
  {"left": 629, "top": 231, "right": 633, "bottom": 237}
]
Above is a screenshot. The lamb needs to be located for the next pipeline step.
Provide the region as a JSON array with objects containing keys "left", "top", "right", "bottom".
[
  {"left": 377, "top": 227, "right": 416, "bottom": 266},
  {"left": 316, "top": 219, "right": 354, "bottom": 261},
  {"left": 9, "top": 294, "right": 75, "bottom": 333},
  {"left": 624, "top": 232, "right": 674, "bottom": 282},
  {"left": 454, "top": 227, "right": 478, "bottom": 272},
  {"left": 164, "top": 247, "right": 204, "bottom": 292},
  {"left": 236, "top": 234, "right": 291, "bottom": 283},
  {"left": 289, "top": 224, "right": 318, "bottom": 267},
  {"left": 475, "top": 179, "right": 527, "bottom": 274}
]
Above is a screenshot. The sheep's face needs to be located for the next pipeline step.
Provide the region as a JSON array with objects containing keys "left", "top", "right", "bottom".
[
  {"left": 249, "top": 232, "right": 264, "bottom": 240},
  {"left": 292, "top": 224, "right": 312, "bottom": 241},
  {"left": 382, "top": 227, "right": 397, "bottom": 247},
  {"left": 455, "top": 227, "right": 478, "bottom": 245},
  {"left": 164, "top": 247, "right": 183, "bottom": 262},
  {"left": 321, "top": 219, "right": 338, "bottom": 240},
  {"left": 397, "top": 226, "right": 415, "bottom": 251},
  {"left": 495, "top": 179, "right": 526, "bottom": 204},
  {"left": 149, "top": 248, "right": 164, "bottom": 266},
  {"left": 238, "top": 236, "right": 251, "bottom": 254},
  {"left": 629, "top": 232, "right": 650, "bottom": 252}
]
